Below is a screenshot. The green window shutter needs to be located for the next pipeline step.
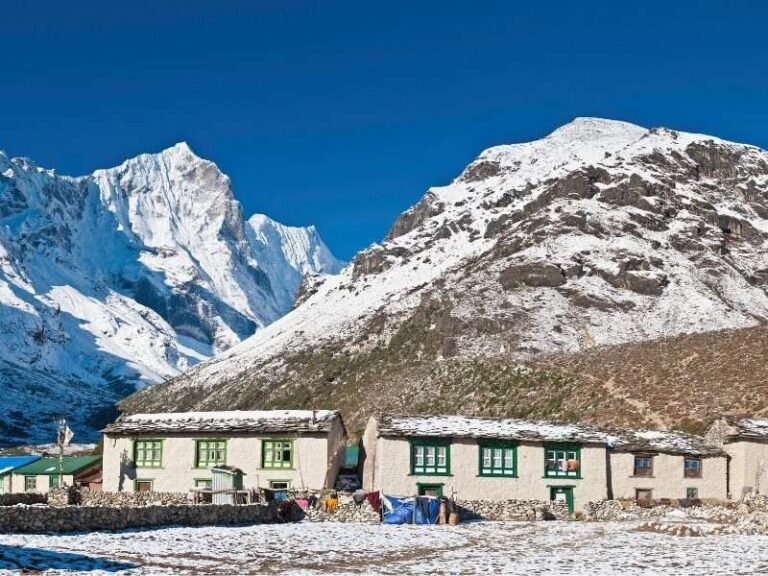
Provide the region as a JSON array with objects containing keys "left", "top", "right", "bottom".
[
  {"left": 262, "top": 440, "right": 294, "bottom": 469},
  {"left": 410, "top": 439, "right": 451, "bottom": 476},
  {"left": 195, "top": 440, "right": 227, "bottom": 468},
  {"left": 135, "top": 439, "right": 163, "bottom": 468},
  {"left": 478, "top": 441, "right": 517, "bottom": 477},
  {"left": 544, "top": 443, "right": 582, "bottom": 478},
  {"left": 49, "top": 475, "right": 60, "bottom": 489}
]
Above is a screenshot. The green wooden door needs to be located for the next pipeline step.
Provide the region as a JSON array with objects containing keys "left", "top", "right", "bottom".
[{"left": 550, "top": 486, "right": 574, "bottom": 514}]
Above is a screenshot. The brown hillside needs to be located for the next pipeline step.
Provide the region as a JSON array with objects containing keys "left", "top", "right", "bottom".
[{"left": 533, "top": 324, "right": 768, "bottom": 435}]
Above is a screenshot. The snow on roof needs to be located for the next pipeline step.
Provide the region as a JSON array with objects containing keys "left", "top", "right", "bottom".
[
  {"left": 375, "top": 415, "right": 726, "bottom": 456},
  {"left": 725, "top": 417, "right": 768, "bottom": 440},
  {"left": 103, "top": 410, "right": 341, "bottom": 435},
  {"left": 376, "top": 414, "right": 608, "bottom": 444},
  {"left": 608, "top": 429, "right": 727, "bottom": 457}
]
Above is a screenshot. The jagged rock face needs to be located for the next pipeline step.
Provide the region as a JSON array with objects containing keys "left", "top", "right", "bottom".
[
  {"left": 126, "top": 118, "right": 768, "bottom": 431},
  {"left": 0, "top": 144, "right": 343, "bottom": 445}
]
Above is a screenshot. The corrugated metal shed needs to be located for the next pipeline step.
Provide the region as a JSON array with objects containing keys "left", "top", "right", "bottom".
[{"left": 211, "top": 466, "right": 245, "bottom": 505}]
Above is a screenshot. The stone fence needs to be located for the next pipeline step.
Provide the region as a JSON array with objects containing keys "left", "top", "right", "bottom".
[
  {"left": 0, "top": 503, "right": 279, "bottom": 534},
  {"left": 0, "top": 493, "right": 47, "bottom": 507},
  {"left": 80, "top": 491, "right": 190, "bottom": 507},
  {"left": 458, "top": 499, "right": 569, "bottom": 521}
]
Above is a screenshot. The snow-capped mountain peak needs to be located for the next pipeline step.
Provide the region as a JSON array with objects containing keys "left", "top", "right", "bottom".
[
  {"left": 0, "top": 144, "right": 343, "bottom": 446},
  {"left": 125, "top": 118, "right": 768, "bottom": 433}
]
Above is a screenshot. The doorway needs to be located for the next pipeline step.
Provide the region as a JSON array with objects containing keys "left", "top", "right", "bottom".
[
  {"left": 549, "top": 486, "right": 574, "bottom": 514},
  {"left": 417, "top": 483, "right": 444, "bottom": 497}
]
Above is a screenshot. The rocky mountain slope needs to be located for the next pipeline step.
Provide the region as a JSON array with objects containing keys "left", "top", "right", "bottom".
[
  {"left": 0, "top": 143, "right": 342, "bottom": 445},
  {"left": 124, "top": 118, "right": 768, "bottom": 433}
]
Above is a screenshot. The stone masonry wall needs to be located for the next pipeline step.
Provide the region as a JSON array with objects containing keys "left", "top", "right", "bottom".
[
  {"left": 0, "top": 503, "right": 279, "bottom": 534},
  {"left": 0, "top": 493, "right": 47, "bottom": 507},
  {"left": 80, "top": 491, "right": 190, "bottom": 507},
  {"left": 458, "top": 499, "right": 569, "bottom": 521}
]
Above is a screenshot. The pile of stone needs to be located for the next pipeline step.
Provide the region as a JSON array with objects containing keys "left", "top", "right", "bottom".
[
  {"left": 458, "top": 499, "right": 568, "bottom": 521},
  {"left": 587, "top": 497, "right": 768, "bottom": 536},
  {"left": 303, "top": 495, "right": 380, "bottom": 523},
  {"left": 80, "top": 490, "right": 190, "bottom": 507}
]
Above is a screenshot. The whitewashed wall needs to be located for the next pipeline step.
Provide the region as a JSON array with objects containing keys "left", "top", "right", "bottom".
[
  {"left": 609, "top": 452, "right": 727, "bottom": 500},
  {"left": 362, "top": 422, "right": 608, "bottom": 512},
  {"left": 102, "top": 426, "right": 346, "bottom": 494}
]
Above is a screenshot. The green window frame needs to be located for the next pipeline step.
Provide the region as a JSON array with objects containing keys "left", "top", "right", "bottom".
[
  {"left": 25, "top": 476, "right": 37, "bottom": 492},
  {"left": 544, "top": 443, "right": 582, "bottom": 478},
  {"left": 134, "top": 439, "right": 163, "bottom": 468},
  {"left": 686, "top": 487, "right": 698, "bottom": 499},
  {"left": 417, "top": 482, "right": 444, "bottom": 497},
  {"left": 49, "top": 475, "right": 60, "bottom": 489},
  {"left": 262, "top": 439, "right": 294, "bottom": 469},
  {"left": 194, "top": 478, "right": 212, "bottom": 489},
  {"left": 195, "top": 439, "right": 227, "bottom": 468},
  {"left": 410, "top": 438, "right": 451, "bottom": 476},
  {"left": 478, "top": 441, "right": 517, "bottom": 477}
]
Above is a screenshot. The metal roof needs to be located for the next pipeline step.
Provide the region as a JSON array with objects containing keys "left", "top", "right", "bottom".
[
  {"left": 0, "top": 455, "right": 41, "bottom": 476},
  {"left": 12, "top": 456, "right": 101, "bottom": 476}
]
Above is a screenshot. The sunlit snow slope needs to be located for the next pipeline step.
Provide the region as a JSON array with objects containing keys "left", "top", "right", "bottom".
[{"left": 0, "top": 143, "right": 342, "bottom": 445}]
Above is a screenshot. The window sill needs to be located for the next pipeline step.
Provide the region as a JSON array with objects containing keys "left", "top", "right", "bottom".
[
  {"left": 477, "top": 473, "right": 518, "bottom": 478},
  {"left": 630, "top": 475, "right": 655, "bottom": 478},
  {"left": 543, "top": 475, "right": 582, "bottom": 480},
  {"left": 409, "top": 473, "right": 453, "bottom": 477}
]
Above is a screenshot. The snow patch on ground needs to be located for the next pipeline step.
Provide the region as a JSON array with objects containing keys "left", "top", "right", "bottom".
[{"left": 1, "top": 521, "right": 767, "bottom": 575}]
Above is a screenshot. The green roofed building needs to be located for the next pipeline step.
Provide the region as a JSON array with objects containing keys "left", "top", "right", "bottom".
[{"left": 12, "top": 456, "right": 102, "bottom": 494}]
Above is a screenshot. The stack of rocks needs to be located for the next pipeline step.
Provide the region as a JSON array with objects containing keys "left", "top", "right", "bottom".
[
  {"left": 80, "top": 491, "right": 190, "bottom": 507},
  {"left": 457, "top": 499, "right": 568, "bottom": 521},
  {"left": 302, "top": 493, "right": 380, "bottom": 523}
]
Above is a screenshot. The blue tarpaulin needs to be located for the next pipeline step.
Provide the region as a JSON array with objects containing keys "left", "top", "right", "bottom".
[{"left": 382, "top": 495, "right": 441, "bottom": 525}]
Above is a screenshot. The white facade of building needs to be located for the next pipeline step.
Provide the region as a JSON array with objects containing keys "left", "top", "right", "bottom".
[
  {"left": 363, "top": 414, "right": 728, "bottom": 513},
  {"left": 101, "top": 410, "right": 346, "bottom": 495},
  {"left": 706, "top": 416, "right": 768, "bottom": 498}
]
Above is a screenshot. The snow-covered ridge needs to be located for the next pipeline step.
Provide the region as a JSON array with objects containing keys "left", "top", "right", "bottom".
[{"left": 0, "top": 143, "right": 343, "bottom": 445}]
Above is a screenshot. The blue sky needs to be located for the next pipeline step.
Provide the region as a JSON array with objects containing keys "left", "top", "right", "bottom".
[{"left": 2, "top": 1, "right": 768, "bottom": 259}]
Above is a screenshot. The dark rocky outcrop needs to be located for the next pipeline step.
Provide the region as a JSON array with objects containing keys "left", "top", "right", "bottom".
[{"left": 499, "top": 262, "right": 566, "bottom": 289}]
